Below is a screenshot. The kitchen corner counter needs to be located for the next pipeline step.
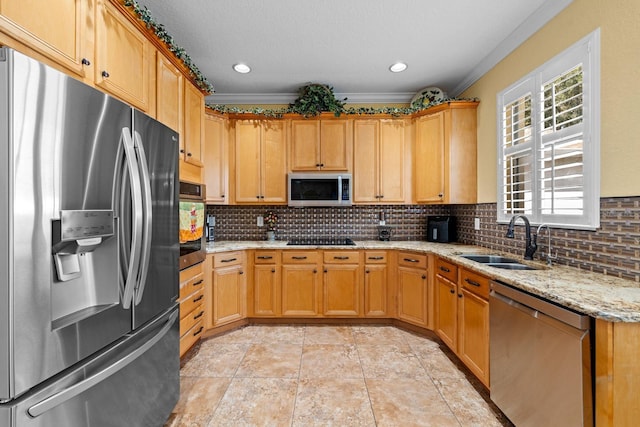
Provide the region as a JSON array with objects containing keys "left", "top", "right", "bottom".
[{"left": 205, "top": 240, "right": 640, "bottom": 323}]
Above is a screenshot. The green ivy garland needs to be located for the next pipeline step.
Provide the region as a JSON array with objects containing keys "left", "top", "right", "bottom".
[
  {"left": 207, "top": 97, "right": 479, "bottom": 118},
  {"left": 123, "top": 0, "right": 214, "bottom": 94}
]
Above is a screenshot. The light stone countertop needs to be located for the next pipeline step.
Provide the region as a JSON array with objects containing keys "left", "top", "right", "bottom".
[{"left": 206, "top": 240, "right": 640, "bottom": 323}]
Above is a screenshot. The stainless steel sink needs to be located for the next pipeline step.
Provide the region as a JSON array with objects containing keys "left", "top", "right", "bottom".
[
  {"left": 458, "top": 254, "right": 541, "bottom": 270},
  {"left": 487, "top": 263, "right": 537, "bottom": 270}
]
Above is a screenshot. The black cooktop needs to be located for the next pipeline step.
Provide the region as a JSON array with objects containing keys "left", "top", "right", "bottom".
[{"left": 287, "top": 237, "right": 356, "bottom": 246}]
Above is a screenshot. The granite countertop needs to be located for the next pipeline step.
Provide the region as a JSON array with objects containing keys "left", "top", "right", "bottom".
[{"left": 205, "top": 240, "right": 640, "bottom": 323}]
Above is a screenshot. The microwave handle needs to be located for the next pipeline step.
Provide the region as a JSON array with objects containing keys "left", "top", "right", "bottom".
[{"left": 338, "top": 175, "right": 342, "bottom": 202}]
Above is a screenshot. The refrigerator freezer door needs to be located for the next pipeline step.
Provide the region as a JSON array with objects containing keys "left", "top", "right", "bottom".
[
  {"left": 0, "top": 307, "right": 179, "bottom": 427},
  {"left": 131, "top": 110, "right": 179, "bottom": 328},
  {"left": 1, "top": 49, "right": 136, "bottom": 400}
]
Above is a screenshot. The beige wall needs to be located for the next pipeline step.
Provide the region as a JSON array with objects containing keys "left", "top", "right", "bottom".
[{"left": 461, "top": 0, "right": 640, "bottom": 202}]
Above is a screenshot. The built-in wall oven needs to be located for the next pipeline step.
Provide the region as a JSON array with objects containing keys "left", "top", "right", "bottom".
[{"left": 179, "top": 181, "right": 206, "bottom": 270}]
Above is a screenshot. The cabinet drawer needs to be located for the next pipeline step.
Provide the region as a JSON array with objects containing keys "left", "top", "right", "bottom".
[
  {"left": 180, "top": 305, "right": 205, "bottom": 336},
  {"left": 323, "top": 251, "right": 361, "bottom": 264},
  {"left": 180, "top": 319, "right": 204, "bottom": 357},
  {"left": 179, "top": 272, "right": 204, "bottom": 301},
  {"left": 179, "top": 262, "right": 203, "bottom": 283},
  {"left": 435, "top": 258, "right": 458, "bottom": 283},
  {"left": 460, "top": 268, "right": 490, "bottom": 299},
  {"left": 214, "top": 251, "right": 244, "bottom": 268},
  {"left": 364, "top": 251, "right": 387, "bottom": 264},
  {"left": 180, "top": 288, "right": 204, "bottom": 319},
  {"left": 255, "top": 250, "right": 279, "bottom": 264},
  {"left": 282, "top": 251, "right": 320, "bottom": 264},
  {"left": 398, "top": 252, "right": 428, "bottom": 269}
]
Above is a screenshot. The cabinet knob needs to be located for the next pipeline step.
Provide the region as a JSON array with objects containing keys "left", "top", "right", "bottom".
[
  {"left": 101, "top": 70, "right": 109, "bottom": 78},
  {"left": 458, "top": 294, "right": 463, "bottom": 298},
  {"left": 313, "top": 269, "right": 317, "bottom": 274},
  {"left": 365, "top": 269, "right": 370, "bottom": 274},
  {"left": 438, "top": 193, "right": 443, "bottom": 198},
  {"left": 271, "top": 269, "right": 275, "bottom": 273},
  {"left": 180, "top": 149, "right": 185, "bottom": 154},
  {"left": 186, "top": 152, "right": 192, "bottom": 157},
  {"left": 81, "top": 58, "right": 91, "bottom": 66},
  {"left": 450, "top": 289, "right": 455, "bottom": 294},
  {"left": 323, "top": 269, "right": 328, "bottom": 273},
  {"left": 239, "top": 271, "right": 244, "bottom": 275},
  {"left": 421, "top": 275, "right": 426, "bottom": 279},
  {"left": 320, "top": 163, "right": 324, "bottom": 167},
  {"left": 221, "top": 195, "right": 225, "bottom": 198}
]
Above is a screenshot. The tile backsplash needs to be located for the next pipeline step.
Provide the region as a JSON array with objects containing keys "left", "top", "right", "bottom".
[{"left": 207, "top": 196, "right": 640, "bottom": 282}]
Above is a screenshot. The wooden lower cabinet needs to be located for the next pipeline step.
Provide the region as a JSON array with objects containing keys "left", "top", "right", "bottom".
[
  {"left": 323, "top": 251, "right": 362, "bottom": 317},
  {"left": 281, "top": 264, "right": 321, "bottom": 317},
  {"left": 211, "top": 252, "right": 246, "bottom": 326},
  {"left": 397, "top": 252, "right": 429, "bottom": 327},
  {"left": 253, "top": 250, "right": 280, "bottom": 317},
  {"left": 364, "top": 250, "right": 388, "bottom": 317},
  {"left": 179, "top": 263, "right": 205, "bottom": 357},
  {"left": 435, "top": 256, "right": 490, "bottom": 387}
]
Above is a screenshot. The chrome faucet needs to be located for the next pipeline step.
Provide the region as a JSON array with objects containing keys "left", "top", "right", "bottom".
[
  {"left": 505, "top": 215, "right": 537, "bottom": 260},
  {"left": 535, "top": 224, "right": 557, "bottom": 266}
]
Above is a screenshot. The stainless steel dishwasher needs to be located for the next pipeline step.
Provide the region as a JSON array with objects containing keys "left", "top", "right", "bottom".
[{"left": 490, "top": 281, "right": 593, "bottom": 427}]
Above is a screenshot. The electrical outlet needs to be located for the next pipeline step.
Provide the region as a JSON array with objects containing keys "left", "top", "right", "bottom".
[
  {"left": 474, "top": 217, "right": 481, "bottom": 230},
  {"left": 257, "top": 216, "right": 264, "bottom": 227}
]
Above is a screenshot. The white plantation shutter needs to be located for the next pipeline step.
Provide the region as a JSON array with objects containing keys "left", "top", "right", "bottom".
[{"left": 497, "top": 30, "right": 600, "bottom": 229}]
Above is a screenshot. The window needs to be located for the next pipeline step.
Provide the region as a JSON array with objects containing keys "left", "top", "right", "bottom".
[{"left": 497, "top": 30, "right": 600, "bottom": 229}]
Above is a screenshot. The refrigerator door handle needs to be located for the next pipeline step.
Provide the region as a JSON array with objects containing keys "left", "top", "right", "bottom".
[
  {"left": 119, "top": 127, "right": 144, "bottom": 309},
  {"left": 27, "top": 309, "right": 179, "bottom": 418},
  {"left": 133, "top": 131, "right": 153, "bottom": 306}
]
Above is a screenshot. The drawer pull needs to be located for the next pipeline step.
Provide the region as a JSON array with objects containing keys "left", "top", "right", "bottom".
[
  {"left": 193, "top": 295, "right": 204, "bottom": 303},
  {"left": 257, "top": 255, "right": 273, "bottom": 259},
  {"left": 193, "top": 326, "right": 204, "bottom": 337},
  {"left": 193, "top": 310, "right": 204, "bottom": 320},
  {"left": 221, "top": 258, "right": 237, "bottom": 263},
  {"left": 404, "top": 258, "right": 419, "bottom": 263},
  {"left": 368, "top": 256, "right": 384, "bottom": 260},
  {"left": 292, "top": 256, "right": 307, "bottom": 260},
  {"left": 333, "top": 256, "right": 350, "bottom": 260},
  {"left": 465, "top": 278, "right": 481, "bottom": 287},
  {"left": 439, "top": 266, "right": 451, "bottom": 273},
  {"left": 193, "top": 279, "right": 204, "bottom": 287}
]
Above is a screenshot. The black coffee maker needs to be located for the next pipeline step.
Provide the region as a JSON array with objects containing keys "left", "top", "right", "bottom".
[{"left": 205, "top": 214, "right": 215, "bottom": 242}]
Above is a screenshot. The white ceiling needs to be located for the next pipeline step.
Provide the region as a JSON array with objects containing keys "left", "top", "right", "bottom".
[{"left": 137, "top": 0, "right": 572, "bottom": 104}]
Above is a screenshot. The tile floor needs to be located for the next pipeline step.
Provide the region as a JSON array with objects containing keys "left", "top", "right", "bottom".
[{"left": 165, "top": 325, "right": 512, "bottom": 427}]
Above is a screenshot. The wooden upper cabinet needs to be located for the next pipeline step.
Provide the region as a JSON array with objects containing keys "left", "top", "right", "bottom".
[
  {"left": 183, "top": 81, "right": 204, "bottom": 166},
  {"left": 353, "top": 119, "right": 406, "bottom": 203},
  {"left": 414, "top": 102, "right": 478, "bottom": 204},
  {"left": 203, "top": 113, "right": 229, "bottom": 204},
  {"left": 95, "top": 0, "right": 151, "bottom": 112},
  {"left": 290, "top": 119, "right": 351, "bottom": 171},
  {"left": 0, "top": 0, "right": 90, "bottom": 78},
  {"left": 234, "top": 120, "right": 287, "bottom": 204},
  {"left": 156, "top": 54, "right": 183, "bottom": 133}
]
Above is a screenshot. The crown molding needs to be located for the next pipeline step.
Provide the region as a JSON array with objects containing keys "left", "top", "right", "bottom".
[
  {"left": 450, "top": 0, "right": 574, "bottom": 97},
  {"left": 206, "top": 91, "right": 415, "bottom": 105}
]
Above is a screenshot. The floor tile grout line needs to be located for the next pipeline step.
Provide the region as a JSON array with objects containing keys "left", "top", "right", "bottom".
[
  {"left": 289, "top": 324, "right": 307, "bottom": 427},
  {"left": 353, "top": 326, "right": 380, "bottom": 426}
]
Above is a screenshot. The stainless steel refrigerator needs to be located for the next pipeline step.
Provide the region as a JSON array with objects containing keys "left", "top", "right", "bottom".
[{"left": 0, "top": 47, "right": 180, "bottom": 426}]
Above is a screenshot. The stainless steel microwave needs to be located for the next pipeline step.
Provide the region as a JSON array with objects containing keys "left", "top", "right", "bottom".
[{"left": 288, "top": 173, "right": 352, "bottom": 207}]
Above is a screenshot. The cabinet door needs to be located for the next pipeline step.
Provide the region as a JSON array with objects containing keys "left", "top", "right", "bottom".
[
  {"left": 212, "top": 265, "right": 246, "bottom": 326},
  {"left": 290, "top": 120, "right": 320, "bottom": 170},
  {"left": 458, "top": 288, "right": 490, "bottom": 387},
  {"left": 183, "top": 82, "right": 204, "bottom": 166},
  {"left": 0, "top": 0, "right": 88, "bottom": 77},
  {"left": 353, "top": 120, "right": 379, "bottom": 203},
  {"left": 156, "top": 54, "right": 183, "bottom": 134},
  {"left": 323, "top": 264, "right": 360, "bottom": 317},
  {"left": 204, "top": 114, "right": 228, "bottom": 204},
  {"left": 364, "top": 264, "right": 387, "bottom": 317},
  {"left": 379, "top": 120, "right": 406, "bottom": 203},
  {"left": 320, "top": 120, "right": 350, "bottom": 171},
  {"left": 253, "top": 265, "right": 280, "bottom": 317},
  {"left": 397, "top": 266, "right": 428, "bottom": 326},
  {"left": 261, "top": 120, "right": 287, "bottom": 203},
  {"left": 414, "top": 112, "right": 445, "bottom": 203},
  {"left": 281, "top": 264, "right": 320, "bottom": 317},
  {"left": 435, "top": 275, "right": 457, "bottom": 350},
  {"left": 95, "top": 0, "right": 150, "bottom": 111},
  {"left": 234, "top": 120, "right": 262, "bottom": 203}
]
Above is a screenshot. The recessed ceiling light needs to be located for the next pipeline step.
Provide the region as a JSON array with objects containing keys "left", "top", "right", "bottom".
[
  {"left": 233, "top": 63, "right": 251, "bottom": 74},
  {"left": 389, "top": 62, "right": 408, "bottom": 73}
]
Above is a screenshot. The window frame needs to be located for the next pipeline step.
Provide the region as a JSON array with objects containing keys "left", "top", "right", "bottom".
[{"left": 496, "top": 29, "right": 600, "bottom": 230}]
